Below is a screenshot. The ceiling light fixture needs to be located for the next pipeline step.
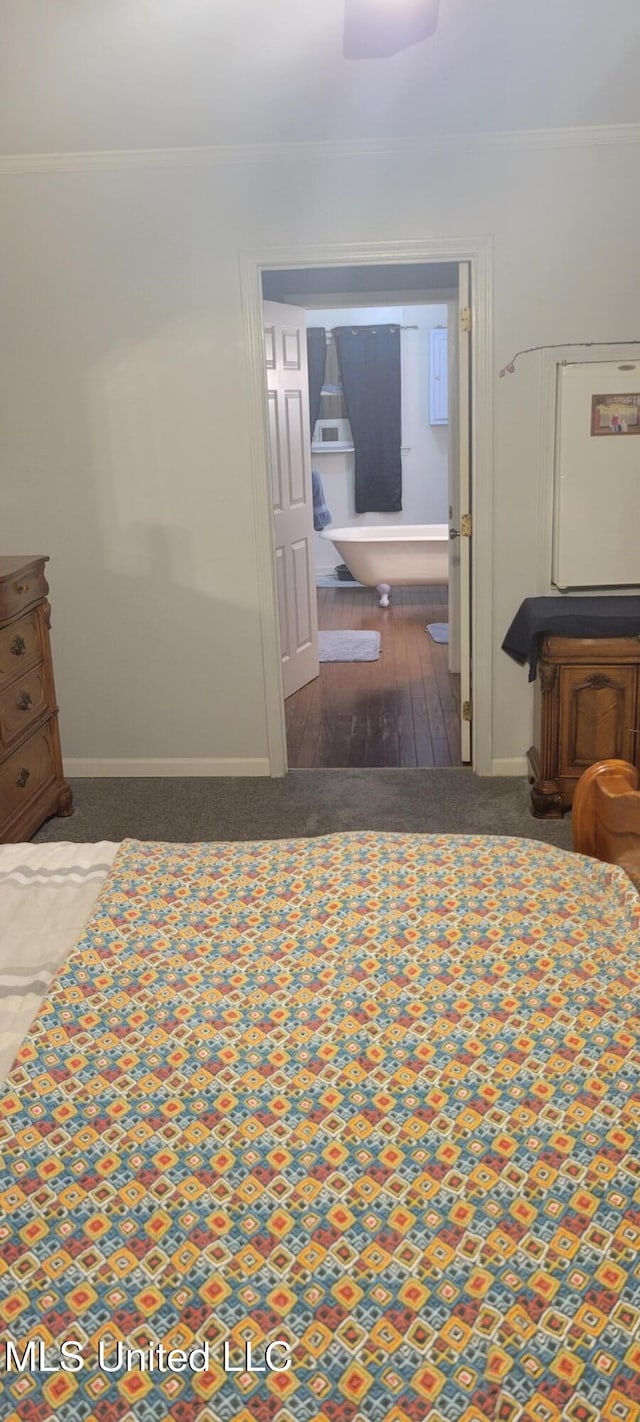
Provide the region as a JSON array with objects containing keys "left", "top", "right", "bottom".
[{"left": 343, "top": 0, "right": 440, "bottom": 59}]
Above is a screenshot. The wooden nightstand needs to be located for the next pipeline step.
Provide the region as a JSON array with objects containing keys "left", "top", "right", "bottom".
[
  {"left": 528, "top": 634, "right": 640, "bottom": 818},
  {"left": 0, "top": 557, "right": 73, "bottom": 841}
]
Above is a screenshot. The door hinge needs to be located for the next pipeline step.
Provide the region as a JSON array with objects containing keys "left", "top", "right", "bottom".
[
  {"left": 460, "top": 513, "right": 472, "bottom": 537},
  {"left": 460, "top": 306, "right": 471, "bottom": 333},
  {"left": 462, "top": 700, "right": 472, "bottom": 723}
]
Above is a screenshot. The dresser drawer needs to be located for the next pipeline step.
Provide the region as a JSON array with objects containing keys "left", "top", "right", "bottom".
[
  {"left": 0, "top": 560, "right": 48, "bottom": 624},
  {"left": 0, "top": 724, "right": 58, "bottom": 828},
  {"left": 0, "top": 611, "right": 43, "bottom": 689},
  {"left": 0, "top": 663, "right": 51, "bottom": 751}
]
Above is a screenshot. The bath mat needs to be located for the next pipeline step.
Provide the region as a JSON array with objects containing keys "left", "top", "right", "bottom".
[
  {"left": 318, "top": 630, "right": 380, "bottom": 662},
  {"left": 426, "top": 622, "right": 449, "bottom": 643}
]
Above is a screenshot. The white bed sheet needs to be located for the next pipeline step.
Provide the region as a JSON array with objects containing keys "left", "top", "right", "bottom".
[{"left": 0, "top": 840, "right": 119, "bottom": 1085}]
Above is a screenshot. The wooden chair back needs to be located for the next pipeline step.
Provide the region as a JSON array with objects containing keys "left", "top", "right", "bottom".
[{"left": 572, "top": 758, "right": 640, "bottom": 890}]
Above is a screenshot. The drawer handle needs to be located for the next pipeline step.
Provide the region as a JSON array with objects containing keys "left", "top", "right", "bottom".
[
  {"left": 16, "top": 691, "right": 32, "bottom": 712},
  {"left": 16, "top": 767, "right": 30, "bottom": 789},
  {"left": 15, "top": 582, "right": 30, "bottom": 595},
  {"left": 10, "top": 635, "right": 27, "bottom": 656}
]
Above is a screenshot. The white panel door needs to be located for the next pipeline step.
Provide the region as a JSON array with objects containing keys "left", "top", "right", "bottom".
[
  {"left": 447, "top": 303, "right": 460, "bottom": 676},
  {"left": 452, "top": 266, "right": 472, "bottom": 762},
  {"left": 264, "top": 301, "right": 319, "bottom": 700}
]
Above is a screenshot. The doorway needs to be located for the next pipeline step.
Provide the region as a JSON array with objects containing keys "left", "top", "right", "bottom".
[
  {"left": 240, "top": 240, "right": 493, "bottom": 776},
  {"left": 283, "top": 292, "right": 458, "bottom": 766}
]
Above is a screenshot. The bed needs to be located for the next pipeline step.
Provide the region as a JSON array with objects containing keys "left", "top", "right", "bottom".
[{"left": 0, "top": 765, "right": 638, "bottom": 1422}]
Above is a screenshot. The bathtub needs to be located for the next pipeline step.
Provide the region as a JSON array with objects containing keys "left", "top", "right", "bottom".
[{"left": 321, "top": 524, "right": 449, "bottom": 606}]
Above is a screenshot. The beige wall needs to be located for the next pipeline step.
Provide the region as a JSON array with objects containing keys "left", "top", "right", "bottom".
[{"left": 1, "top": 137, "right": 638, "bottom": 772}]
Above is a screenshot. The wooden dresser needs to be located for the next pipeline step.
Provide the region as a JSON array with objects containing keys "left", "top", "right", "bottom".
[
  {"left": 0, "top": 557, "right": 73, "bottom": 841},
  {"left": 528, "top": 635, "right": 640, "bottom": 817}
]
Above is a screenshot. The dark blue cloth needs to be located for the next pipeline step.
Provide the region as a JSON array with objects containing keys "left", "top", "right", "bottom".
[{"left": 312, "top": 470, "right": 332, "bottom": 531}]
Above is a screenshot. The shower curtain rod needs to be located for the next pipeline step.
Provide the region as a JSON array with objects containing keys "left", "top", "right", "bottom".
[{"left": 323, "top": 323, "right": 419, "bottom": 338}]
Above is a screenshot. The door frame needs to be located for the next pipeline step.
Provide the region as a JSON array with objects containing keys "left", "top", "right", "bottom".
[{"left": 239, "top": 236, "right": 494, "bottom": 776}]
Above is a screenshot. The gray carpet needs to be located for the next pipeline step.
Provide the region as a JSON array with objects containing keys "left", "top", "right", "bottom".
[{"left": 33, "top": 771, "right": 573, "bottom": 849}]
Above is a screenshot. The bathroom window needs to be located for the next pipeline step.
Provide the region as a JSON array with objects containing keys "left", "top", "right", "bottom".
[
  {"left": 311, "top": 336, "right": 354, "bottom": 451},
  {"left": 320, "top": 338, "right": 348, "bottom": 420}
]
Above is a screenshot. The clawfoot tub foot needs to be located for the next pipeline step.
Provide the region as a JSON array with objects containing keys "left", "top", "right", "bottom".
[{"left": 376, "top": 583, "right": 391, "bottom": 608}]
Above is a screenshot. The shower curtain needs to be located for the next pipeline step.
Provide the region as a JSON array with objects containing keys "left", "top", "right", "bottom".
[
  {"left": 306, "top": 327, "right": 327, "bottom": 435},
  {"left": 333, "top": 324, "right": 402, "bottom": 514}
]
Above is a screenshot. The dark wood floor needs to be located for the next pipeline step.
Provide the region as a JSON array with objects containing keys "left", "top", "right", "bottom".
[{"left": 286, "top": 585, "right": 462, "bottom": 768}]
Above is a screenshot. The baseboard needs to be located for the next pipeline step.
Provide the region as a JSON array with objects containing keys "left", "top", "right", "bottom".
[
  {"left": 64, "top": 757, "right": 272, "bottom": 778},
  {"left": 66, "top": 753, "right": 528, "bottom": 778},
  {"left": 490, "top": 756, "right": 529, "bottom": 776}
]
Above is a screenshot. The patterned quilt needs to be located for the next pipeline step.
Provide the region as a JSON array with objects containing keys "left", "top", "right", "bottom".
[{"left": 0, "top": 834, "right": 639, "bottom": 1422}]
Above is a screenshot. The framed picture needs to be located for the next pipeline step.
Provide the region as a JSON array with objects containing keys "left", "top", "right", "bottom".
[{"left": 591, "top": 392, "right": 640, "bottom": 435}]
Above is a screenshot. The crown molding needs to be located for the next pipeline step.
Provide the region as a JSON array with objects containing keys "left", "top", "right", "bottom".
[{"left": 1, "top": 122, "right": 640, "bottom": 175}]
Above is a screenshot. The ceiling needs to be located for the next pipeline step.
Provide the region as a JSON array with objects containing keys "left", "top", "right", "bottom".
[{"left": 2, "top": 0, "right": 640, "bottom": 157}]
